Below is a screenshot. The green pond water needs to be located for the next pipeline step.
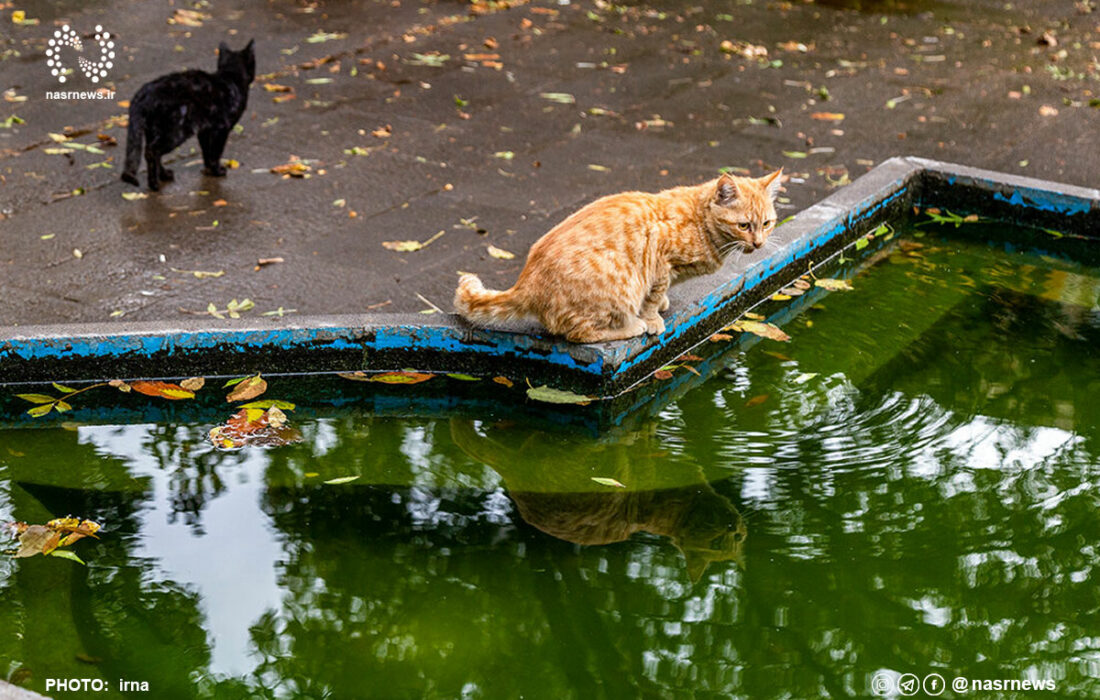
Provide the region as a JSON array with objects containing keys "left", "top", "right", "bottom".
[{"left": 2, "top": 224, "right": 1099, "bottom": 698}]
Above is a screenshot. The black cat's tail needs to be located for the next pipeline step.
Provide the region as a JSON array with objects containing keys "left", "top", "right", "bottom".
[{"left": 120, "top": 111, "right": 142, "bottom": 186}]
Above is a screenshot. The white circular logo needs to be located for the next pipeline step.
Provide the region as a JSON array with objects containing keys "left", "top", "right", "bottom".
[{"left": 45, "top": 25, "right": 114, "bottom": 84}]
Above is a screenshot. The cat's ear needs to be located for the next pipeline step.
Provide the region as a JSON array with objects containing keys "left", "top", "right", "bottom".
[
  {"left": 761, "top": 168, "right": 783, "bottom": 201},
  {"left": 683, "top": 550, "right": 710, "bottom": 583},
  {"left": 715, "top": 173, "right": 739, "bottom": 207},
  {"left": 218, "top": 41, "right": 230, "bottom": 54},
  {"left": 244, "top": 39, "right": 255, "bottom": 54}
]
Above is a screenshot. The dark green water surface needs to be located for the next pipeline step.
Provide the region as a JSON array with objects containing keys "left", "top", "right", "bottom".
[{"left": 2, "top": 225, "right": 1099, "bottom": 698}]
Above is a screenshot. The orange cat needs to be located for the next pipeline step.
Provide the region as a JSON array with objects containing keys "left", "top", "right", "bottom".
[{"left": 454, "top": 170, "right": 783, "bottom": 343}]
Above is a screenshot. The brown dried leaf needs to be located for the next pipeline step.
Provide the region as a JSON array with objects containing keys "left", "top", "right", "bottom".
[
  {"left": 226, "top": 375, "right": 267, "bottom": 402},
  {"left": 130, "top": 381, "right": 196, "bottom": 400}
]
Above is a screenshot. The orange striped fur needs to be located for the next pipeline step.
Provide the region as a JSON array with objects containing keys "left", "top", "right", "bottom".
[{"left": 454, "top": 170, "right": 783, "bottom": 343}]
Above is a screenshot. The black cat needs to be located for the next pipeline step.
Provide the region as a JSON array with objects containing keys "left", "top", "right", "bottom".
[{"left": 121, "top": 40, "right": 255, "bottom": 191}]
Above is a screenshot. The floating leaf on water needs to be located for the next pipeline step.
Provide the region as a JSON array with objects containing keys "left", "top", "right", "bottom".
[
  {"left": 793, "top": 372, "right": 819, "bottom": 384},
  {"left": 526, "top": 385, "right": 594, "bottom": 405},
  {"left": 745, "top": 394, "right": 769, "bottom": 407},
  {"left": 446, "top": 373, "right": 480, "bottom": 381},
  {"left": 226, "top": 375, "right": 267, "bottom": 402},
  {"left": 493, "top": 376, "right": 514, "bottom": 388},
  {"left": 739, "top": 320, "right": 791, "bottom": 342},
  {"left": 371, "top": 372, "right": 434, "bottom": 384},
  {"left": 814, "top": 278, "right": 854, "bottom": 291},
  {"left": 323, "top": 476, "right": 360, "bottom": 485},
  {"left": 130, "top": 381, "right": 196, "bottom": 400},
  {"left": 266, "top": 406, "right": 288, "bottom": 428},
  {"left": 16, "top": 394, "right": 55, "bottom": 404},
  {"left": 487, "top": 244, "right": 515, "bottom": 259},
  {"left": 239, "top": 399, "right": 296, "bottom": 411},
  {"left": 591, "top": 477, "right": 626, "bottom": 488},
  {"left": 47, "top": 549, "right": 85, "bottom": 565},
  {"left": 180, "top": 377, "right": 205, "bottom": 392},
  {"left": 27, "top": 403, "right": 55, "bottom": 417}
]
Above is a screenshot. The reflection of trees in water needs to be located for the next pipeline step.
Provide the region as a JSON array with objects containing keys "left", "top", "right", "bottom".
[{"left": 0, "top": 427, "right": 212, "bottom": 697}]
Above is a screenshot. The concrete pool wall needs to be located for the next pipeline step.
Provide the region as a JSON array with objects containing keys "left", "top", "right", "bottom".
[{"left": 1, "top": 157, "right": 1097, "bottom": 396}]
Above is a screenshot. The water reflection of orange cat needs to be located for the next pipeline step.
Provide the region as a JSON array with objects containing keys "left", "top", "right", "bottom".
[{"left": 450, "top": 418, "right": 746, "bottom": 581}]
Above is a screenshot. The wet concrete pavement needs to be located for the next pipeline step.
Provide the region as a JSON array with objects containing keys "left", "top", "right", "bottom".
[{"left": 1, "top": 0, "right": 1097, "bottom": 326}]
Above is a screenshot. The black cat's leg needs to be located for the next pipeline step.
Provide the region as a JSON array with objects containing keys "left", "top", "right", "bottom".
[
  {"left": 159, "top": 164, "right": 175, "bottom": 182},
  {"left": 144, "top": 143, "right": 162, "bottom": 192},
  {"left": 199, "top": 128, "right": 230, "bottom": 176}
]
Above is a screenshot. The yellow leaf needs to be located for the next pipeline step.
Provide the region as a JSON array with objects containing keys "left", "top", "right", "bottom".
[
  {"left": 810, "top": 112, "right": 845, "bottom": 121},
  {"left": 487, "top": 244, "right": 515, "bottom": 259},
  {"left": 739, "top": 320, "right": 791, "bottom": 342},
  {"left": 814, "top": 278, "right": 854, "bottom": 291}
]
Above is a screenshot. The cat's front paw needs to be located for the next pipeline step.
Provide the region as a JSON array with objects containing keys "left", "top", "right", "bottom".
[
  {"left": 204, "top": 165, "right": 227, "bottom": 177},
  {"left": 644, "top": 316, "right": 665, "bottom": 335},
  {"left": 159, "top": 168, "right": 175, "bottom": 182},
  {"left": 658, "top": 294, "right": 670, "bottom": 313}
]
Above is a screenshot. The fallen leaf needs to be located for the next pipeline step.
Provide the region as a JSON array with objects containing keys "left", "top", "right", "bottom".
[
  {"left": 130, "top": 381, "right": 196, "bottom": 400},
  {"left": 226, "top": 375, "right": 267, "bottom": 402},
  {"left": 526, "top": 385, "right": 594, "bottom": 405},
  {"left": 371, "top": 371, "right": 434, "bottom": 384},
  {"left": 710, "top": 333, "right": 733, "bottom": 342},
  {"left": 383, "top": 229, "right": 445, "bottom": 252},
  {"left": 487, "top": 244, "right": 515, "bottom": 259},
  {"left": 810, "top": 112, "right": 845, "bottom": 121},
  {"left": 180, "top": 377, "right": 205, "bottom": 392},
  {"left": 540, "top": 92, "right": 576, "bottom": 104},
  {"left": 814, "top": 278, "right": 854, "bottom": 291},
  {"left": 169, "top": 8, "right": 209, "bottom": 26},
  {"left": 323, "top": 476, "right": 360, "bottom": 485},
  {"left": 591, "top": 477, "right": 626, "bottom": 488},
  {"left": 738, "top": 320, "right": 791, "bottom": 342},
  {"left": 446, "top": 373, "right": 480, "bottom": 381},
  {"left": 793, "top": 372, "right": 819, "bottom": 384},
  {"left": 493, "top": 376, "right": 514, "bottom": 388},
  {"left": 263, "top": 83, "right": 294, "bottom": 92}
]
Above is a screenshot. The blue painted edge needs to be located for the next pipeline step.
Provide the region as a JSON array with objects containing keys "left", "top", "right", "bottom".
[{"left": 1, "top": 157, "right": 1096, "bottom": 392}]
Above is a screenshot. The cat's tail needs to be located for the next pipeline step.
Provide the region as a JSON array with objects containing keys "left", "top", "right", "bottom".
[
  {"left": 120, "top": 110, "right": 142, "bottom": 186},
  {"left": 454, "top": 274, "right": 529, "bottom": 325}
]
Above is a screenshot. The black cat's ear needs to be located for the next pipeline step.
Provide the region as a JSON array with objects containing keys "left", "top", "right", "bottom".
[
  {"left": 715, "top": 173, "right": 738, "bottom": 206},
  {"left": 245, "top": 39, "right": 255, "bottom": 54}
]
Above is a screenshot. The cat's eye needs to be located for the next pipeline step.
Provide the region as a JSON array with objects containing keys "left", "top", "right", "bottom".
[
  {"left": 736, "top": 222, "right": 751, "bottom": 231},
  {"left": 764, "top": 220, "right": 775, "bottom": 228}
]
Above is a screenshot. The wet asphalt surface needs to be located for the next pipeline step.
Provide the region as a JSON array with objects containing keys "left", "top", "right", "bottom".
[{"left": 0, "top": 0, "right": 1097, "bottom": 326}]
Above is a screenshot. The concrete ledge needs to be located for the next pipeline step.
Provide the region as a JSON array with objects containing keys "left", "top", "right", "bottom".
[{"left": 1, "top": 157, "right": 1096, "bottom": 397}]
